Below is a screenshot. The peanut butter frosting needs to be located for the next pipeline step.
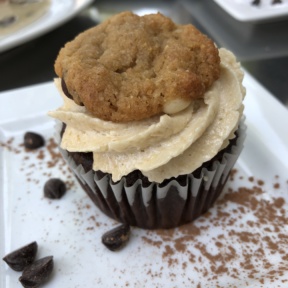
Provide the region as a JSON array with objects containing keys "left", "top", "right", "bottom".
[{"left": 49, "top": 48, "right": 245, "bottom": 183}]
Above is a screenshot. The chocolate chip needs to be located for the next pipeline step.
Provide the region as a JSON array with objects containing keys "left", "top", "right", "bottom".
[
  {"left": 251, "top": 0, "right": 260, "bottom": 5},
  {"left": 102, "top": 224, "right": 130, "bottom": 251},
  {"left": 44, "top": 178, "right": 66, "bottom": 199},
  {"left": 19, "top": 256, "right": 54, "bottom": 288},
  {"left": 0, "top": 15, "right": 16, "bottom": 27},
  {"left": 272, "top": 0, "right": 282, "bottom": 4},
  {"left": 2, "top": 241, "right": 38, "bottom": 271},
  {"left": 61, "top": 78, "right": 73, "bottom": 100},
  {"left": 61, "top": 78, "right": 84, "bottom": 106},
  {"left": 24, "top": 132, "right": 45, "bottom": 150}
]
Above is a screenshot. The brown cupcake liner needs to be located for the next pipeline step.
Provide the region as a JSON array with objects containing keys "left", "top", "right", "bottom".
[{"left": 55, "top": 119, "right": 246, "bottom": 229}]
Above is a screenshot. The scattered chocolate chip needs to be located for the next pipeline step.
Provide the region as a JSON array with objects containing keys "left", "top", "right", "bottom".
[
  {"left": 44, "top": 178, "right": 66, "bottom": 199},
  {"left": 272, "top": 0, "right": 282, "bottom": 4},
  {"left": 19, "top": 256, "right": 54, "bottom": 288},
  {"left": 102, "top": 224, "right": 130, "bottom": 251},
  {"left": 0, "top": 15, "right": 16, "bottom": 27},
  {"left": 2, "top": 242, "right": 38, "bottom": 272},
  {"left": 24, "top": 132, "right": 45, "bottom": 150}
]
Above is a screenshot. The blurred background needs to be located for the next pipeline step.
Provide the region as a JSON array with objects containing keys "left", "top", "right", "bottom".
[{"left": 0, "top": 0, "right": 287, "bottom": 107}]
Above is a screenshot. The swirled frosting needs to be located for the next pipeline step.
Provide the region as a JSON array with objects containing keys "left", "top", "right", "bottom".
[{"left": 49, "top": 48, "right": 245, "bottom": 183}]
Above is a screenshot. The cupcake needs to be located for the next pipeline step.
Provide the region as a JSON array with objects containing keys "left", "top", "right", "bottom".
[{"left": 49, "top": 12, "right": 246, "bottom": 229}]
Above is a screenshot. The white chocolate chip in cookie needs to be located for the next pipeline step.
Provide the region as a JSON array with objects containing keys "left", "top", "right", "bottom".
[{"left": 163, "top": 99, "right": 191, "bottom": 114}]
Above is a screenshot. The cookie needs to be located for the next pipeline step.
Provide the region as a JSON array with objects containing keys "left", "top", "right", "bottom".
[{"left": 55, "top": 12, "right": 220, "bottom": 122}]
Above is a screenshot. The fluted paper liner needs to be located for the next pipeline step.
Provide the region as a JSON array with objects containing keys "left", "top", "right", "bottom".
[{"left": 56, "top": 120, "right": 246, "bottom": 229}]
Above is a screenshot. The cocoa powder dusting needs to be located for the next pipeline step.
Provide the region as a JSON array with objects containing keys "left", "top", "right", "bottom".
[
  {"left": 1, "top": 132, "right": 288, "bottom": 287},
  {"left": 1, "top": 136, "right": 75, "bottom": 191},
  {"left": 0, "top": 137, "right": 21, "bottom": 153},
  {"left": 229, "top": 168, "right": 238, "bottom": 181},
  {"left": 141, "top": 170, "right": 288, "bottom": 286},
  {"left": 274, "top": 183, "right": 280, "bottom": 189}
]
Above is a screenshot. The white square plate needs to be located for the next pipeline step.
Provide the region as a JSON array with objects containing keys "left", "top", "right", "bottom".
[
  {"left": 0, "top": 0, "right": 93, "bottom": 53},
  {"left": 1, "top": 71, "right": 288, "bottom": 287},
  {"left": 212, "top": 0, "right": 288, "bottom": 22}
]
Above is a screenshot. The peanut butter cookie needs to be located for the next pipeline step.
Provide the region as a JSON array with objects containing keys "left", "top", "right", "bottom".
[{"left": 55, "top": 11, "right": 220, "bottom": 122}]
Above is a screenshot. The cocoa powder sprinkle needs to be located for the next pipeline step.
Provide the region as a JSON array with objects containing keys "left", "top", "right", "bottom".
[
  {"left": 1, "top": 132, "right": 288, "bottom": 287},
  {"left": 141, "top": 173, "right": 288, "bottom": 286}
]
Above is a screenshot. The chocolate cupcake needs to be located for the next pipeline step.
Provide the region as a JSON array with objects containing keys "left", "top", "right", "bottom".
[{"left": 49, "top": 12, "right": 246, "bottom": 229}]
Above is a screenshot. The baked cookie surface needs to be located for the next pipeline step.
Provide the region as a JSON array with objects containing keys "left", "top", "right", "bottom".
[{"left": 55, "top": 11, "right": 220, "bottom": 122}]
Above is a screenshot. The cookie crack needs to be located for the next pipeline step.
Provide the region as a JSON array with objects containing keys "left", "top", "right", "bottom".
[{"left": 115, "top": 57, "right": 137, "bottom": 74}]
